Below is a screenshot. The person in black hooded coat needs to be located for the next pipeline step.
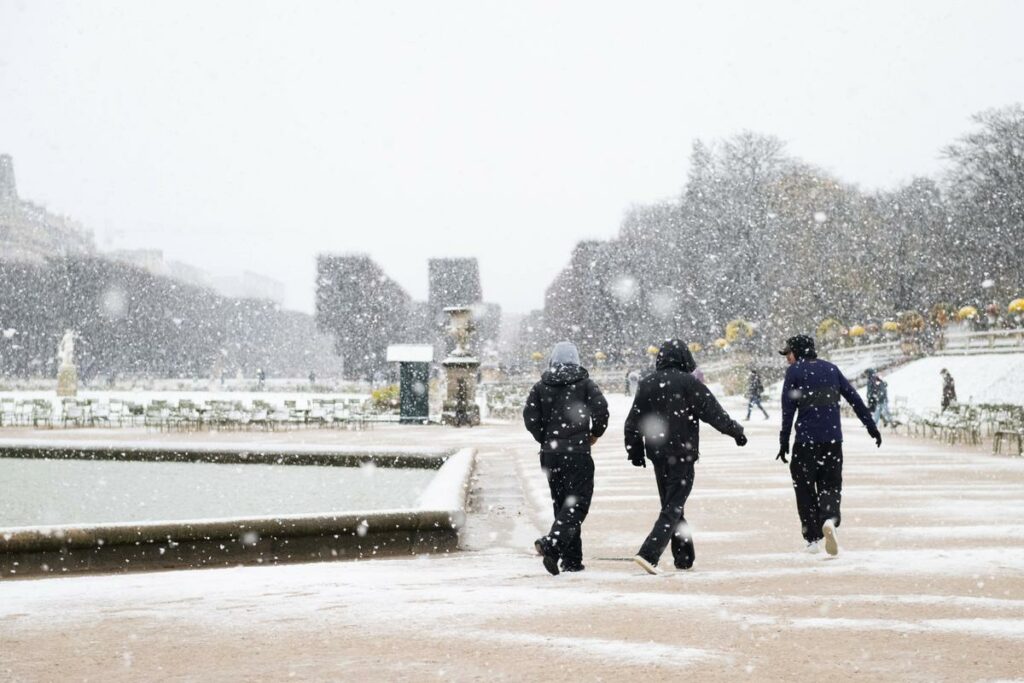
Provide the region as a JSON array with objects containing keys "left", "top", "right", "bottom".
[
  {"left": 625, "top": 339, "right": 747, "bottom": 573},
  {"left": 523, "top": 341, "right": 609, "bottom": 575}
]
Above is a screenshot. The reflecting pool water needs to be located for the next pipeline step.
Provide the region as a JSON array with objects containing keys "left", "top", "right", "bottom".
[{"left": 0, "top": 458, "right": 435, "bottom": 527}]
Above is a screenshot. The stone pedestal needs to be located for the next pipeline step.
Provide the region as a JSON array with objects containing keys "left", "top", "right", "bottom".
[
  {"left": 57, "top": 364, "right": 78, "bottom": 397},
  {"left": 441, "top": 357, "right": 480, "bottom": 427}
]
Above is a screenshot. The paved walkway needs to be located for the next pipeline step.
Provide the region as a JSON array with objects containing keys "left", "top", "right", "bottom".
[{"left": 2, "top": 394, "right": 1023, "bottom": 681}]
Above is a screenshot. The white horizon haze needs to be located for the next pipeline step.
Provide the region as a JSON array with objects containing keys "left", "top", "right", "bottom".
[{"left": 2, "top": 1, "right": 1023, "bottom": 315}]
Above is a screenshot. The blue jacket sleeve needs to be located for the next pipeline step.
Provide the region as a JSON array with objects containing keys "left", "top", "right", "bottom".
[
  {"left": 839, "top": 372, "right": 878, "bottom": 434},
  {"left": 779, "top": 365, "right": 798, "bottom": 448}
]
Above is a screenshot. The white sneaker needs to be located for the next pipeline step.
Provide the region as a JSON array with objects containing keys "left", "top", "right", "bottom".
[
  {"left": 803, "top": 540, "right": 821, "bottom": 554},
  {"left": 633, "top": 555, "right": 661, "bottom": 575},
  {"left": 822, "top": 519, "right": 839, "bottom": 556}
]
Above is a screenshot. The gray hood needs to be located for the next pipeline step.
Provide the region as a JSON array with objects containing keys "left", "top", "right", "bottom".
[{"left": 548, "top": 341, "right": 581, "bottom": 367}]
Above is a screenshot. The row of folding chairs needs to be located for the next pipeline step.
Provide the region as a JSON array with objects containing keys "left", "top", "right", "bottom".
[
  {"left": 0, "top": 399, "right": 56, "bottom": 427},
  {"left": 0, "top": 397, "right": 377, "bottom": 431},
  {"left": 895, "top": 402, "right": 1024, "bottom": 451}
]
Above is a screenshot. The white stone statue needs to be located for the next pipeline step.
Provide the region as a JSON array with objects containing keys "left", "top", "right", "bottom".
[{"left": 58, "top": 329, "right": 75, "bottom": 368}]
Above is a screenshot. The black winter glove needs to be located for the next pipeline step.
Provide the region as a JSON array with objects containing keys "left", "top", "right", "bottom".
[
  {"left": 869, "top": 428, "right": 882, "bottom": 448},
  {"left": 734, "top": 433, "right": 748, "bottom": 447},
  {"left": 629, "top": 455, "right": 646, "bottom": 468},
  {"left": 776, "top": 438, "right": 789, "bottom": 464}
]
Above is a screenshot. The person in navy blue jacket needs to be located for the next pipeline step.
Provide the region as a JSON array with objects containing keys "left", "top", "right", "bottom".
[{"left": 777, "top": 335, "right": 881, "bottom": 556}]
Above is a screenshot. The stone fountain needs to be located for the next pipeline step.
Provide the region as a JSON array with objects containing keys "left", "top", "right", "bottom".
[{"left": 441, "top": 306, "right": 480, "bottom": 426}]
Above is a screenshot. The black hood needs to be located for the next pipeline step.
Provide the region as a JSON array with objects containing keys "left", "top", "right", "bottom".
[
  {"left": 542, "top": 363, "right": 589, "bottom": 386},
  {"left": 655, "top": 339, "right": 697, "bottom": 372}
]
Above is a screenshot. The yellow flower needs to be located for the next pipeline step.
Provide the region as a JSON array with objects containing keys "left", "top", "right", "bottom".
[{"left": 957, "top": 305, "right": 978, "bottom": 320}]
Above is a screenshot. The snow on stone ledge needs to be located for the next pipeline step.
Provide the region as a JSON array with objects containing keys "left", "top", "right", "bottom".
[
  {"left": 0, "top": 447, "right": 478, "bottom": 572},
  {"left": 0, "top": 437, "right": 451, "bottom": 459},
  {"left": 415, "top": 447, "right": 476, "bottom": 518}
]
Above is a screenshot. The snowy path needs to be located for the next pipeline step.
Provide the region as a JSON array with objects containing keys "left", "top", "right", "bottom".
[{"left": 2, "top": 394, "right": 1023, "bottom": 681}]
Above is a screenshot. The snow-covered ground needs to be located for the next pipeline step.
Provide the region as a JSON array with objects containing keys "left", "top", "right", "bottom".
[
  {"left": 2, "top": 394, "right": 1022, "bottom": 680},
  {"left": 880, "top": 352, "right": 1024, "bottom": 412}
]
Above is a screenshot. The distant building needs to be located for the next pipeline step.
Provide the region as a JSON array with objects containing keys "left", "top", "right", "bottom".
[
  {"left": 0, "top": 155, "right": 283, "bottom": 303},
  {"left": 107, "top": 250, "right": 286, "bottom": 306},
  {"left": 212, "top": 270, "right": 286, "bottom": 306},
  {"left": 108, "top": 249, "right": 169, "bottom": 276},
  {"left": 0, "top": 154, "right": 95, "bottom": 263}
]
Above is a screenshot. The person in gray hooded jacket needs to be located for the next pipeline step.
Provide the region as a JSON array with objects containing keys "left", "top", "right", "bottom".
[{"left": 524, "top": 341, "right": 609, "bottom": 575}]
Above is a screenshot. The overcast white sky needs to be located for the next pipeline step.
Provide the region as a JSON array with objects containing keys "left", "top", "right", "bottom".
[{"left": 2, "top": 1, "right": 1023, "bottom": 315}]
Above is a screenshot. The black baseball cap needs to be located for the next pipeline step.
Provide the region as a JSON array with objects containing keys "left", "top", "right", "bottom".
[{"left": 779, "top": 334, "right": 817, "bottom": 359}]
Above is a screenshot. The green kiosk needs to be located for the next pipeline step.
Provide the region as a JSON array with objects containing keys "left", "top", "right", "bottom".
[{"left": 386, "top": 344, "right": 434, "bottom": 424}]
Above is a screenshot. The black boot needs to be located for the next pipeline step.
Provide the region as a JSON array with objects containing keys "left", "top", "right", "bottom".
[{"left": 534, "top": 537, "right": 560, "bottom": 576}]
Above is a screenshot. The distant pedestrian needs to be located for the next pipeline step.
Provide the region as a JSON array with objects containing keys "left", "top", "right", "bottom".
[
  {"left": 865, "top": 369, "right": 892, "bottom": 427},
  {"left": 865, "top": 368, "right": 879, "bottom": 412},
  {"left": 745, "top": 367, "right": 769, "bottom": 420},
  {"left": 308, "top": 370, "right": 317, "bottom": 386},
  {"left": 523, "top": 341, "right": 609, "bottom": 575},
  {"left": 940, "top": 368, "right": 957, "bottom": 411},
  {"left": 626, "top": 369, "right": 641, "bottom": 396},
  {"left": 256, "top": 368, "right": 266, "bottom": 391},
  {"left": 625, "top": 339, "right": 747, "bottom": 574},
  {"left": 778, "top": 335, "right": 881, "bottom": 557}
]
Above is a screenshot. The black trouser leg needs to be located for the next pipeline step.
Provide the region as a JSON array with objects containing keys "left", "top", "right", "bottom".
[
  {"left": 638, "top": 457, "right": 695, "bottom": 567},
  {"left": 670, "top": 508, "right": 696, "bottom": 569},
  {"left": 790, "top": 442, "right": 844, "bottom": 542},
  {"left": 816, "top": 443, "right": 843, "bottom": 528},
  {"left": 790, "top": 443, "right": 821, "bottom": 542},
  {"left": 541, "top": 453, "right": 594, "bottom": 566},
  {"left": 657, "top": 461, "right": 696, "bottom": 568}
]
